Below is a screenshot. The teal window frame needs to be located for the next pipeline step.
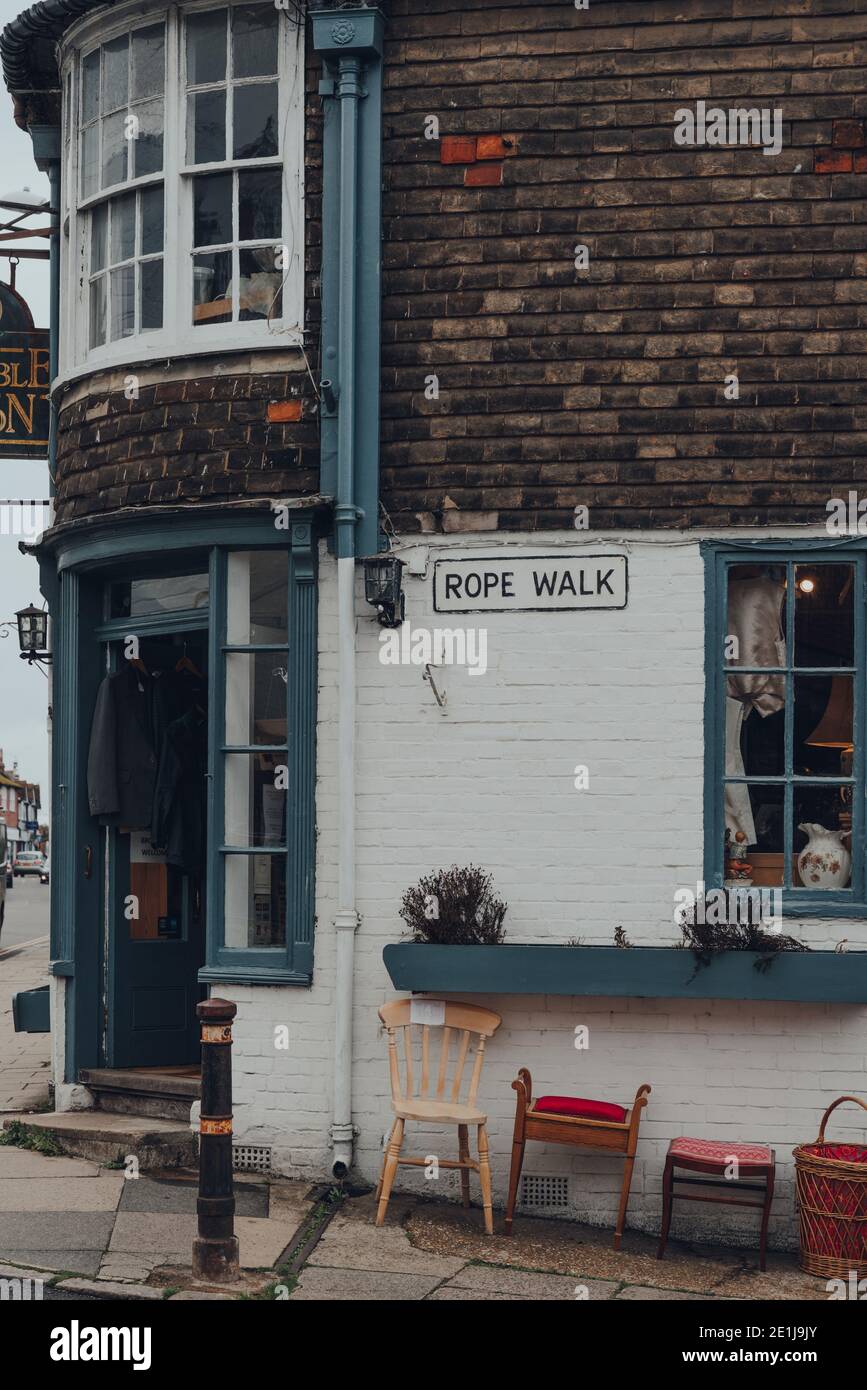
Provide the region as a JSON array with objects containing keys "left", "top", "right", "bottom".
[
  {"left": 201, "top": 524, "right": 316, "bottom": 985},
  {"left": 703, "top": 538, "right": 866, "bottom": 918}
]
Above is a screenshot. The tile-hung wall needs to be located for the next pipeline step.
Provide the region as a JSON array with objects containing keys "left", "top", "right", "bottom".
[{"left": 217, "top": 532, "right": 867, "bottom": 1250}]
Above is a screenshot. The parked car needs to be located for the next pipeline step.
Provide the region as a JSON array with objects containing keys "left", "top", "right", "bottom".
[
  {"left": 13, "top": 850, "right": 45, "bottom": 878},
  {"left": 39, "top": 858, "right": 49, "bottom": 885}
]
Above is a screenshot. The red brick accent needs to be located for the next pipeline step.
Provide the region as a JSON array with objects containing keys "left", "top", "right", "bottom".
[
  {"left": 464, "top": 162, "right": 503, "bottom": 186},
  {"left": 267, "top": 400, "right": 303, "bottom": 423},
  {"left": 440, "top": 135, "right": 477, "bottom": 164},
  {"left": 832, "top": 120, "right": 865, "bottom": 148},
  {"left": 476, "top": 134, "right": 516, "bottom": 160},
  {"left": 855, "top": 152, "right": 867, "bottom": 173},
  {"left": 815, "top": 148, "right": 853, "bottom": 173}
]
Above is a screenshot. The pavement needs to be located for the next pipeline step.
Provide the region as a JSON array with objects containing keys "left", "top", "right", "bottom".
[
  {"left": 0, "top": 1143, "right": 313, "bottom": 1297},
  {"left": 0, "top": 876, "right": 51, "bottom": 1113}
]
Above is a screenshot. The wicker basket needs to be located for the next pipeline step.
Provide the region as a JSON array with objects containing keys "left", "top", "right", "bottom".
[{"left": 793, "top": 1095, "right": 867, "bottom": 1279}]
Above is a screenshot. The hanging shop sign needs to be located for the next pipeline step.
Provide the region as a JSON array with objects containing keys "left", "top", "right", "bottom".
[
  {"left": 433, "top": 554, "right": 628, "bottom": 613},
  {"left": 0, "top": 281, "right": 50, "bottom": 458}
]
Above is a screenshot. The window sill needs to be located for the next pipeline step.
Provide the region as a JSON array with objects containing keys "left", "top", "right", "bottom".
[
  {"left": 198, "top": 966, "right": 311, "bottom": 987},
  {"left": 382, "top": 943, "right": 867, "bottom": 1003}
]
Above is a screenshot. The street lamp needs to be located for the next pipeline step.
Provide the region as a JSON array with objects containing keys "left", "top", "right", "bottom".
[
  {"left": 14, "top": 604, "right": 51, "bottom": 664},
  {"left": 363, "top": 554, "right": 405, "bottom": 628}
]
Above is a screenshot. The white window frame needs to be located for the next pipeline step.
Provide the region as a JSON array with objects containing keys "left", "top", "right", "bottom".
[{"left": 59, "top": 0, "right": 304, "bottom": 383}]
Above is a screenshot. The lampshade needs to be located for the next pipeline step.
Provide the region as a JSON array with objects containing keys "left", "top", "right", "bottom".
[{"left": 806, "top": 674, "right": 853, "bottom": 748}]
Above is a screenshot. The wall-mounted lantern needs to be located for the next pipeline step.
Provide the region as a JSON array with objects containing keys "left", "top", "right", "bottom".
[
  {"left": 15, "top": 603, "right": 51, "bottom": 664},
  {"left": 363, "top": 555, "right": 405, "bottom": 628}
]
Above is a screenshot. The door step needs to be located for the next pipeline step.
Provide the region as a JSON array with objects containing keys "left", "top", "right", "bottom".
[
  {"left": 79, "top": 1068, "right": 201, "bottom": 1124},
  {"left": 4, "top": 1112, "right": 196, "bottom": 1170}
]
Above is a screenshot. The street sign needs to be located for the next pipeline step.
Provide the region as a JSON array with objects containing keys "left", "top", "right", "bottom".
[
  {"left": 433, "top": 554, "right": 629, "bottom": 613},
  {"left": 0, "top": 280, "right": 49, "bottom": 458}
]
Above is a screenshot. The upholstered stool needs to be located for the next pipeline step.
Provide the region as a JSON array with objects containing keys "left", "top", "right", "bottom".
[
  {"left": 657, "top": 1136, "right": 776, "bottom": 1271},
  {"left": 504, "top": 1070, "right": 651, "bottom": 1248}
]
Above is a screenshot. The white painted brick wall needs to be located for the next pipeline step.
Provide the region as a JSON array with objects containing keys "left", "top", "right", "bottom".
[{"left": 225, "top": 530, "right": 867, "bottom": 1251}]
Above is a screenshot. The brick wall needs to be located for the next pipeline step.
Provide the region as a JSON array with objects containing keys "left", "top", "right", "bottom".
[
  {"left": 220, "top": 529, "right": 867, "bottom": 1248},
  {"left": 380, "top": 0, "right": 867, "bottom": 533}
]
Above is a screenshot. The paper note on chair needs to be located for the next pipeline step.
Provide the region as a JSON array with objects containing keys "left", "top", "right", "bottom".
[{"left": 410, "top": 999, "right": 446, "bottom": 1026}]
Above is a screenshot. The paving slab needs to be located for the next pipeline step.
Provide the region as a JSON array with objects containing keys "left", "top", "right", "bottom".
[
  {"left": 236, "top": 1216, "right": 303, "bottom": 1269},
  {"left": 307, "top": 1215, "right": 466, "bottom": 1278},
  {"left": 119, "top": 1174, "right": 268, "bottom": 1218},
  {"left": 617, "top": 1285, "right": 733, "bottom": 1300},
  {"left": 97, "top": 1256, "right": 164, "bottom": 1283},
  {"left": 0, "top": 1150, "right": 101, "bottom": 1179},
  {"left": 0, "top": 1171, "right": 125, "bottom": 1212},
  {"left": 0, "top": 1249, "right": 103, "bottom": 1276},
  {"left": 57, "top": 1278, "right": 163, "bottom": 1301},
  {"left": 108, "top": 1211, "right": 196, "bottom": 1258},
  {"left": 0, "top": 1263, "right": 52, "bottom": 1282},
  {"left": 169, "top": 1291, "right": 241, "bottom": 1300},
  {"left": 444, "top": 1264, "right": 619, "bottom": 1300},
  {"left": 428, "top": 1288, "right": 527, "bottom": 1300},
  {"left": 0, "top": 1210, "right": 115, "bottom": 1255},
  {"left": 290, "top": 1266, "right": 443, "bottom": 1300}
]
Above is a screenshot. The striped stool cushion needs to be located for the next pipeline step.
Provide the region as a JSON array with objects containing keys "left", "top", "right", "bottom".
[{"left": 669, "top": 1136, "right": 773, "bottom": 1167}]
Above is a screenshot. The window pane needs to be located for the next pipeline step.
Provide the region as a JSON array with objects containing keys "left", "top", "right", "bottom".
[
  {"left": 726, "top": 783, "right": 784, "bottom": 885},
  {"left": 232, "top": 4, "right": 279, "bottom": 79},
  {"left": 133, "top": 100, "right": 164, "bottom": 177},
  {"left": 103, "top": 35, "right": 129, "bottom": 112},
  {"left": 224, "top": 754, "right": 287, "bottom": 848},
  {"left": 193, "top": 172, "right": 232, "bottom": 246},
  {"left": 239, "top": 168, "right": 281, "bottom": 241},
  {"left": 731, "top": 696, "right": 783, "bottom": 779},
  {"left": 141, "top": 184, "right": 164, "bottom": 254},
  {"left": 225, "top": 654, "right": 288, "bottom": 747},
  {"left": 189, "top": 89, "right": 226, "bottom": 165},
  {"left": 102, "top": 109, "right": 128, "bottom": 188},
  {"left": 193, "top": 251, "right": 233, "bottom": 325},
  {"left": 233, "top": 82, "right": 278, "bottom": 159},
  {"left": 132, "top": 24, "right": 165, "bottom": 101},
  {"left": 89, "top": 276, "right": 106, "bottom": 348},
  {"left": 81, "top": 124, "right": 99, "bottom": 199},
  {"left": 111, "top": 191, "right": 136, "bottom": 264},
  {"left": 90, "top": 203, "right": 107, "bottom": 272},
  {"left": 82, "top": 49, "right": 100, "bottom": 125},
  {"left": 226, "top": 551, "right": 289, "bottom": 643},
  {"left": 224, "top": 853, "right": 286, "bottom": 949},
  {"left": 797, "top": 674, "right": 853, "bottom": 778},
  {"left": 186, "top": 9, "right": 227, "bottom": 86},
  {"left": 141, "top": 258, "right": 164, "bottom": 330},
  {"left": 794, "top": 564, "right": 854, "bottom": 669},
  {"left": 794, "top": 787, "right": 852, "bottom": 887},
  {"left": 110, "top": 573, "right": 210, "bottom": 618},
  {"left": 110, "top": 264, "right": 135, "bottom": 339},
  {"left": 239, "top": 247, "right": 282, "bottom": 322}
]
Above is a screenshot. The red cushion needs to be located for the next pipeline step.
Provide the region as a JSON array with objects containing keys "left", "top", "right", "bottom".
[{"left": 534, "top": 1095, "right": 628, "bottom": 1123}]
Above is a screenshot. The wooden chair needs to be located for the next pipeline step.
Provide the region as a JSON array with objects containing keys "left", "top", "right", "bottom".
[
  {"left": 375, "top": 999, "right": 502, "bottom": 1234},
  {"left": 505, "top": 1069, "right": 651, "bottom": 1249}
]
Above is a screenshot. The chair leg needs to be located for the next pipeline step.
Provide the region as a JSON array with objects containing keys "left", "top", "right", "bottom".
[
  {"left": 375, "top": 1118, "right": 404, "bottom": 1227},
  {"left": 504, "top": 1136, "right": 525, "bottom": 1235},
  {"left": 758, "top": 1165, "right": 775, "bottom": 1273},
  {"left": 457, "top": 1125, "right": 471, "bottom": 1209},
  {"left": 477, "top": 1123, "right": 494, "bottom": 1236},
  {"left": 657, "top": 1156, "right": 674, "bottom": 1261},
  {"left": 613, "top": 1154, "right": 636, "bottom": 1251},
  {"left": 375, "top": 1120, "right": 396, "bottom": 1203}
]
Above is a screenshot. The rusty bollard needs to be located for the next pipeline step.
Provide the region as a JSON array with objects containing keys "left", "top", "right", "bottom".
[{"left": 192, "top": 998, "right": 239, "bottom": 1283}]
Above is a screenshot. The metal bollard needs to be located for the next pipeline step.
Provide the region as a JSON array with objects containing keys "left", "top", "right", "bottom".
[{"left": 192, "top": 998, "right": 239, "bottom": 1282}]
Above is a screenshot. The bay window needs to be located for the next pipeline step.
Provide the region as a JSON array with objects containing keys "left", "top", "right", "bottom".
[{"left": 60, "top": 1, "right": 304, "bottom": 374}]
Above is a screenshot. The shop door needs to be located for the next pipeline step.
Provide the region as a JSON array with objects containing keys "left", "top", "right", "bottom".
[{"left": 104, "top": 629, "right": 209, "bottom": 1067}]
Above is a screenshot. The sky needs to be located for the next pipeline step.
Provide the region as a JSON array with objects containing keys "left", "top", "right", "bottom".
[{"left": 0, "top": 0, "right": 51, "bottom": 811}]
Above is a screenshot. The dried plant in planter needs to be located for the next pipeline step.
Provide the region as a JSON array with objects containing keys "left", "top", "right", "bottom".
[
  {"left": 400, "top": 865, "right": 507, "bottom": 945},
  {"left": 679, "top": 908, "right": 810, "bottom": 975}
]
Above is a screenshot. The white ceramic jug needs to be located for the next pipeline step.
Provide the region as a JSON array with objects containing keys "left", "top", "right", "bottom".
[{"left": 797, "top": 823, "right": 851, "bottom": 890}]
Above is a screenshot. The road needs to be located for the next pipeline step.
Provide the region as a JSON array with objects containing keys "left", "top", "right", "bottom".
[{"left": 1, "top": 872, "right": 49, "bottom": 949}]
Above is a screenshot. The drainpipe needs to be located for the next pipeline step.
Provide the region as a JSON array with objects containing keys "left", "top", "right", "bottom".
[{"left": 312, "top": 8, "right": 385, "bottom": 1179}]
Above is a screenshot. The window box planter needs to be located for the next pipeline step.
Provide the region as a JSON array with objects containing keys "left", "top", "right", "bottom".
[{"left": 383, "top": 944, "right": 867, "bottom": 1004}]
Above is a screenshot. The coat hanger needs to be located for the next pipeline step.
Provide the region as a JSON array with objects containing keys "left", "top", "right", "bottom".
[{"left": 175, "top": 639, "right": 204, "bottom": 680}]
